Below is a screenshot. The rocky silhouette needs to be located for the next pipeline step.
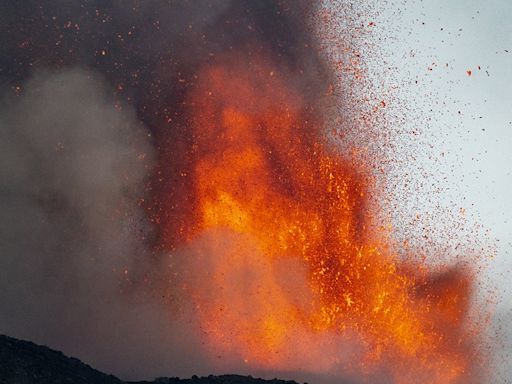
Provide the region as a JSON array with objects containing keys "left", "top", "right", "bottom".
[{"left": 0, "top": 334, "right": 302, "bottom": 384}]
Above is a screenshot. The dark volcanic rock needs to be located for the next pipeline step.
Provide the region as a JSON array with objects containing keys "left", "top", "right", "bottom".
[
  {"left": 0, "top": 335, "right": 302, "bottom": 384},
  {"left": 0, "top": 334, "right": 121, "bottom": 384},
  {"left": 131, "top": 376, "right": 299, "bottom": 384}
]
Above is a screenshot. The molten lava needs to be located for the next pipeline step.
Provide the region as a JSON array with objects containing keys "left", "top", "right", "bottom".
[{"left": 157, "top": 52, "right": 482, "bottom": 383}]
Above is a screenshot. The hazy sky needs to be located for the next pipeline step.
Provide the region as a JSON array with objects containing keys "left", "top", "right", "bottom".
[
  {"left": 380, "top": 0, "right": 511, "bottom": 301},
  {"left": 389, "top": 0, "right": 512, "bottom": 236},
  {"left": 369, "top": 0, "right": 511, "bottom": 379}
]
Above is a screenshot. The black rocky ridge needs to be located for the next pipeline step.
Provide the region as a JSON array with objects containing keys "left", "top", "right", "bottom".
[{"left": 0, "top": 334, "right": 301, "bottom": 384}]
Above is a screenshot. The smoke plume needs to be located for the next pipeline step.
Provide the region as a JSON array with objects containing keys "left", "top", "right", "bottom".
[
  {"left": 0, "top": 1, "right": 336, "bottom": 381},
  {"left": 0, "top": 1, "right": 493, "bottom": 383}
]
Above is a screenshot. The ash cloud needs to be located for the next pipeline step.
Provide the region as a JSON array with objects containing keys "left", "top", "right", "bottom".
[
  {"left": 0, "top": 67, "right": 236, "bottom": 380},
  {"left": 0, "top": 1, "right": 496, "bottom": 383},
  {"left": 0, "top": 1, "right": 495, "bottom": 383},
  {"left": 0, "top": 1, "right": 336, "bottom": 381},
  {"left": 0, "top": 68, "right": 147, "bottom": 375},
  {"left": 0, "top": 69, "right": 151, "bottom": 311},
  {"left": 0, "top": 67, "right": 344, "bottom": 382}
]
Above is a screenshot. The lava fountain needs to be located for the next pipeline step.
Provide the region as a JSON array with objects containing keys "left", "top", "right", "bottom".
[
  {"left": 149, "top": 10, "right": 485, "bottom": 384},
  {"left": 0, "top": 0, "right": 493, "bottom": 382}
]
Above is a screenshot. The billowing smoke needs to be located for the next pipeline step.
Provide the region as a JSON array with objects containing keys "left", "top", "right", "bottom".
[
  {"left": 0, "top": 1, "right": 494, "bottom": 383},
  {"left": 0, "top": 66, "right": 266, "bottom": 380},
  {"left": 0, "top": 1, "right": 337, "bottom": 381},
  {"left": 0, "top": 68, "right": 177, "bottom": 378}
]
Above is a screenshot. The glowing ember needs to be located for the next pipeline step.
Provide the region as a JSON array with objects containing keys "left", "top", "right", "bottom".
[{"left": 156, "top": 51, "right": 483, "bottom": 383}]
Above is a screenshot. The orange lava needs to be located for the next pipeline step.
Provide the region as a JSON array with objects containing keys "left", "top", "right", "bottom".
[{"left": 159, "top": 52, "right": 482, "bottom": 383}]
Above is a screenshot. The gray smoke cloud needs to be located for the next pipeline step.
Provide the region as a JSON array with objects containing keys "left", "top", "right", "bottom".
[
  {"left": 0, "top": 68, "right": 213, "bottom": 380},
  {"left": 0, "top": 1, "right": 336, "bottom": 381},
  {"left": 0, "top": 67, "right": 360, "bottom": 383},
  {"left": 0, "top": 2, "right": 499, "bottom": 383}
]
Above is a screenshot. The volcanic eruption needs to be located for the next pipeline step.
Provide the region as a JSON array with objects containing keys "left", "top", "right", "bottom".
[
  {"left": 151, "top": 42, "right": 482, "bottom": 384},
  {"left": 0, "top": 1, "right": 492, "bottom": 383}
]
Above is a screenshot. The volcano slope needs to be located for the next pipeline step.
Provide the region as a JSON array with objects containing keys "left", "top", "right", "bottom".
[{"left": 0, "top": 334, "right": 302, "bottom": 384}]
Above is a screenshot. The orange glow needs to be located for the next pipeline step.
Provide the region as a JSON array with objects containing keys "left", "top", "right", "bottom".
[{"left": 159, "top": 52, "right": 482, "bottom": 382}]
